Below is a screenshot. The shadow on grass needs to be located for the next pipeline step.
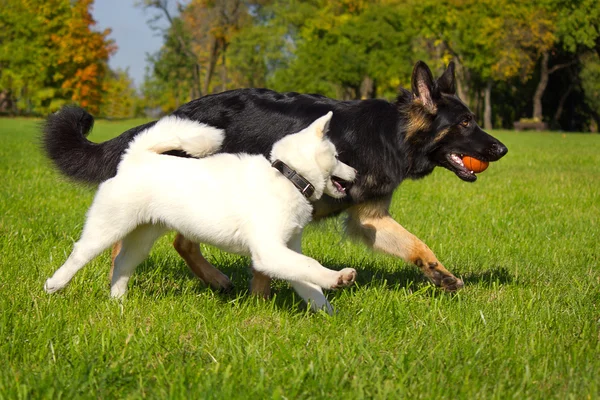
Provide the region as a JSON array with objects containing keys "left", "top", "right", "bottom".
[
  {"left": 460, "top": 266, "right": 515, "bottom": 287},
  {"left": 133, "top": 254, "right": 517, "bottom": 312}
]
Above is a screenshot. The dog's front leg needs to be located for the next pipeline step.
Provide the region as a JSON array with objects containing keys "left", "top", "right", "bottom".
[
  {"left": 287, "top": 231, "right": 334, "bottom": 314},
  {"left": 250, "top": 231, "right": 335, "bottom": 314},
  {"left": 346, "top": 198, "right": 463, "bottom": 291}
]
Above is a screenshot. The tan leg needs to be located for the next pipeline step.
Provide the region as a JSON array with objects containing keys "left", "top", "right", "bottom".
[
  {"left": 111, "top": 235, "right": 233, "bottom": 291},
  {"left": 250, "top": 270, "right": 272, "bottom": 298},
  {"left": 109, "top": 241, "right": 122, "bottom": 282},
  {"left": 346, "top": 197, "right": 463, "bottom": 291},
  {"left": 172, "top": 233, "right": 233, "bottom": 291}
]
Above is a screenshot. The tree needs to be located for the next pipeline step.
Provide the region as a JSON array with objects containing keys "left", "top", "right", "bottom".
[
  {"left": 137, "top": 0, "right": 599, "bottom": 130},
  {"left": 0, "top": 0, "right": 67, "bottom": 113},
  {"left": 264, "top": 0, "right": 415, "bottom": 99},
  {"left": 99, "top": 69, "right": 139, "bottom": 119},
  {"left": 579, "top": 53, "right": 600, "bottom": 131},
  {"left": 55, "top": 0, "right": 115, "bottom": 114},
  {"left": 0, "top": 0, "right": 114, "bottom": 114},
  {"left": 141, "top": 0, "right": 252, "bottom": 100},
  {"left": 412, "top": 0, "right": 555, "bottom": 128},
  {"left": 530, "top": 0, "right": 600, "bottom": 122}
]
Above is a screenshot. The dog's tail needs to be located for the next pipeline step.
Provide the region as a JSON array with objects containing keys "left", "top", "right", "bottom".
[
  {"left": 124, "top": 115, "right": 224, "bottom": 162},
  {"left": 42, "top": 106, "right": 158, "bottom": 184}
]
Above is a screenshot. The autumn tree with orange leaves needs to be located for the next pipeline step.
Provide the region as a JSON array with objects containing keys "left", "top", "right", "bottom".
[{"left": 0, "top": 0, "right": 114, "bottom": 114}]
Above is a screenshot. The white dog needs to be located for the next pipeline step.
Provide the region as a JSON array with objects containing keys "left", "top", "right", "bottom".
[{"left": 44, "top": 112, "right": 357, "bottom": 313}]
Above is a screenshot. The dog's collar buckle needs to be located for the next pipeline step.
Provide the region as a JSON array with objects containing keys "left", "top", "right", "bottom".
[{"left": 271, "top": 159, "right": 315, "bottom": 199}]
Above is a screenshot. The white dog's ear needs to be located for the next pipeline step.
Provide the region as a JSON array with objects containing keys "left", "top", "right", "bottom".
[{"left": 312, "top": 111, "right": 333, "bottom": 138}]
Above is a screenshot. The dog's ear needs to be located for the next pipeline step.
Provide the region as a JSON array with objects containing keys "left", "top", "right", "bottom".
[
  {"left": 312, "top": 111, "right": 333, "bottom": 138},
  {"left": 411, "top": 61, "right": 438, "bottom": 113},
  {"left": 437, "top": 61, "right": 456, "bottom": 95}
]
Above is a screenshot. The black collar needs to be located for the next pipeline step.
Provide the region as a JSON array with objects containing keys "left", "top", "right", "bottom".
[{"left": 271, "top": 159, "right": 315, "bottom": 199}]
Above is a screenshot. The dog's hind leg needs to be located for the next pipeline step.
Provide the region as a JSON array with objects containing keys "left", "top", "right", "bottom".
[
  {"left": 346, "top": 197, "right": 464, "bottom": 291},
  {"left": 109, "top": 241, "right": 122, "bottom": 282},
  {"left": 250, "top": 271, "right": 271, "bottom": 298},
  {"left": 111, "top": 234, "right": 233, "bottom": 292},
  {"left": 45, "top": 207, "right": 135, "bottom": 294},
  {"left": 173, "top": 234, "right": 233, "bottom": 292},
  {"left": 111, "top": 224, "right": 166, "bottom": 298}
]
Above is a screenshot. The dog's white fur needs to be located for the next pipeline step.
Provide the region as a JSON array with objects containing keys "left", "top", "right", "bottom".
[{"left": 44, "top": 112, "right": 357, "bottom": 313}]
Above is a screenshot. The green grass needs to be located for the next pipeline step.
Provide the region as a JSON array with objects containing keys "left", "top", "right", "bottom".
[{"left": 0, "top": 117, "right": 599, "bottom": 399}]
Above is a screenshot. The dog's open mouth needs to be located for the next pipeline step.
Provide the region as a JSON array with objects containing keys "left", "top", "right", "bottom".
[
  {"left": 331, "top": 176, "right": 351, "bottom": 194},
  {"left": 446, "top": 153, "right": 481, "bottom": 182}
]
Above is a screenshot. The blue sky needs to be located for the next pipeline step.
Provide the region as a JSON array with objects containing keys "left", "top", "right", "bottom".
[{"left": 92, "top": 0, "right": 170, "bottom": 87}]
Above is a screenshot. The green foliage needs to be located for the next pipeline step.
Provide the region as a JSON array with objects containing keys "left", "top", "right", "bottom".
[
  {"left": 2, "top": 119, "right": 600, "bottom": 398},
  {"left": 2, "top": 0, "right": 600, "bottom": 127},
  {"left": 580, "top": 53, "right": 600, "bottom": 118},
  {"left": 0, "top": 0, "right": 67, "bottom": 113},
  {"left": 98, "top": 69, "right": 140, "bottom": 119},
  {"left": 267, "top": 1, "right": 415, "bottom": 99},
  {"left": 0, "top": 0, "right": 114, "bottom": 115},
  {"left": 139, "top": 19, "right": 198, "bottom": 113},
  {"left": 553, "top": 0, "right": 600, "bottom": 53},
  {"left": 228, "top": 22, "right": 288, "bottom": 88},
  {"left": 412, "top": 0, "right": 555, "bottom": 82}
]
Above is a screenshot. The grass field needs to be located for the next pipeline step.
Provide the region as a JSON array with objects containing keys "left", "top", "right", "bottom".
[{"left": 0, "top": 117, "right": 599, "bottom": 399}]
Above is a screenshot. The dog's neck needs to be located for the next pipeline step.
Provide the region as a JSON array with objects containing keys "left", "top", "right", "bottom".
[{"left": 271, "top": 159, "right": 323, "bottom": 201}]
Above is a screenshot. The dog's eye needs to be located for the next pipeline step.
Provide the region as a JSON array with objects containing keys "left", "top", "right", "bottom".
[{"left": 460, "top": 117, "right": 471, "bottom": 127}]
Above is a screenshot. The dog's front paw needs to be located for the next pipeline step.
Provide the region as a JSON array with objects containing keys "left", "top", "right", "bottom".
[
  {"left": 110, "top": 286, "right": 127, "bottom": 299},
  {"left": 332, "top": 268, "right": 356, "bottom": 289},
  {"left": 416, "top": 259, "right": 464, "bottom": 292},
  {"left": 441, "top": 275, "right": 464, "bottom": 292},
  {"left": 44, "top": 278, "right": 65, "bottom": 294},
  {"left": 428, "top": 268, "right": 464, "bottom": 292}
]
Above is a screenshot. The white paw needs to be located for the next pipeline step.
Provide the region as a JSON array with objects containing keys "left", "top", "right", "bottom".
[
  {"left": 110, "top": 287, "right": 127, "bottom": 299},
  {"left": 331, "top": 268, "right": 357, "bottom": 289},
  {"left": 44, "top": 278, "right": 65, "bottom": 294}
]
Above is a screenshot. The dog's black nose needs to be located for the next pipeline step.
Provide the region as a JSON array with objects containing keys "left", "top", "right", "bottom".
[{"left": 492, "top": 142, "right": 508, "bottom": 158}]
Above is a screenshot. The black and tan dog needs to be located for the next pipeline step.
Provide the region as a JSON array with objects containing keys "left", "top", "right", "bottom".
[{"left": 43, "top": 61, "right": 507, "bottom": 299}]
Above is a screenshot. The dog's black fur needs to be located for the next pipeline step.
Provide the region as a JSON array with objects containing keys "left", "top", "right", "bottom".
[{"left": 43, "top": 62, "right": 507, "bottom": 215}]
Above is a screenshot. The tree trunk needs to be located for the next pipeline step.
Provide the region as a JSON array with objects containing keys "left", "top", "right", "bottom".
[
  {"left": 191, "top": 63, "right": 201, "bottom": 99},
  {"left": 483, "top": 80, "right": 493, "bottom": 130},
  {"left": 552, "top": 83, "right": 573, "bottom": 127},
  {"left": 220, "top": 43, "right": 228, "bottom": 93},
  {"left": 454, "top": 59, "right": 471, "bottom": 107},
  {"left": 533, "top": 52, "right": 549, "bottom": 121},
  {"left": 475, "top": 89, "right": 482, "bottom": 125},
  {"left": 360, "top": 76, "right": 374, "bottom": 99},
  {"left": 203, "top": 37, "right": 220, "bottom": 95}
]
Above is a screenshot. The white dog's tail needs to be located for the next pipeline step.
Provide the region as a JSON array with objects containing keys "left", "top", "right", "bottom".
[{"left": 124, "top": 116, "right": 225, "bottom": 161}]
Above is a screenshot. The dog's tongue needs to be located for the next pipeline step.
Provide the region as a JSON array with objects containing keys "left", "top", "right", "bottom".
[{"left": 332, "top": 179, "right": 345, "bottom": 192}]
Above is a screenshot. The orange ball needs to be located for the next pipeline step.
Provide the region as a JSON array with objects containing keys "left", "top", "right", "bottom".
[{"left": 462, "top": 156, "right": 489, "bottom": 173}]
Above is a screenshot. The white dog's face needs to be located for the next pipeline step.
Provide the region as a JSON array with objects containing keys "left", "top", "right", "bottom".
[
  {"left": 315, "top": 139, "right": 356, "bottom": 198},
  {"left": 271, "top": 112, "right": 357, "bottom": 200}
]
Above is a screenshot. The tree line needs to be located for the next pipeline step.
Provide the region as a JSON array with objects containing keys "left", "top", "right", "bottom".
[{"left": 1, "top": 0, "right": 599, "bottom": 131}]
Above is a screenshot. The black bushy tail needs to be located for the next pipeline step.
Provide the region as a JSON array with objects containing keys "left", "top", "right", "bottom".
[{"left": 41, "top": 106, "right": 157, "bottom": 184}]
